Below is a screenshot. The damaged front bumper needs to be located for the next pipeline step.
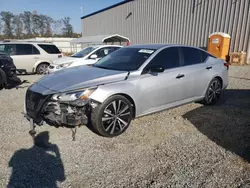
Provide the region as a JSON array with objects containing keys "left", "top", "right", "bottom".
[{"left": 24, "top": 90, "right": 99, "bottom": 129}]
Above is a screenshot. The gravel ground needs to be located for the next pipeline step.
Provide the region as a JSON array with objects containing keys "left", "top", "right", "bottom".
[{"left": 0, "top": 66, "right": 249, "bottom": 188}]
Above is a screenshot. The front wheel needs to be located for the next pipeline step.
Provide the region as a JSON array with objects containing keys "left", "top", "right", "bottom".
[
  {"left": 201, "top": 78, "right": 222, "bottom": 105},
  {"left": 91, "top": 95, "right": 133, "bottom": 137}
]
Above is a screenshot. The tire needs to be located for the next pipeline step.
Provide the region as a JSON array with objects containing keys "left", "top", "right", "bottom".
[
  {"left": 91, "top": 95, "right": 133, "bottom": 137},
  {"left": 201, "top": 78, "right": 222, "bottom": 105},
  {"left": 0, "top": 68, "right": 6, "bottom": 90},
  {"left": 36, "top": 63, "right": 49, "bottom": 74}
]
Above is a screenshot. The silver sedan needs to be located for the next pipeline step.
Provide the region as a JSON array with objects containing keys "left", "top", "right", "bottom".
[{"left": 24, "top": 44, "right": 229, "bottom": 137}]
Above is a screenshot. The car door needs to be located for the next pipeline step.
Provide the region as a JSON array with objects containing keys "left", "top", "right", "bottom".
[
  {"left": 137, "top": 47, "right": 186, "bottom": 114},
  {"left": 10, "top": 44, "right": 40, "bottom": 72},
  {"left": 179, "top": 47, "right": 211, "bottom": 99}
]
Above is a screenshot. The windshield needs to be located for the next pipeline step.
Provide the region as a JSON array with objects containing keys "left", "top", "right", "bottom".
[
  {"left": 71, "top": 47, "right": 97, "bottom": 58},
  {"left": 93, "top": 47, "right": 156, "bottom": 71}
]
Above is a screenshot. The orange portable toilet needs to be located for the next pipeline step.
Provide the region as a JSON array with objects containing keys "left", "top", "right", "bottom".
[{"left": 208, "top": 32, "right": 231, "bottom": 60}]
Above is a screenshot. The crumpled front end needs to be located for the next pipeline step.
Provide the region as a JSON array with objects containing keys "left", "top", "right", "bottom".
[
  {"left": 42, "top": 101, "right": 90, "bottom": 127},
  {"left": 24, "top": 87, "right": 98, "bottom": 129}
]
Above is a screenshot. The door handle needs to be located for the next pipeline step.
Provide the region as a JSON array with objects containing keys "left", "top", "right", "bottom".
[
  {"left": 176, "top": 74, "right": 185, "bottom": 79},
  {"left": 33, "top": 57, "right": 39, "bottom": 59},
  {"left": 206, "top": 66, "right": 212, "bottom": 70}
]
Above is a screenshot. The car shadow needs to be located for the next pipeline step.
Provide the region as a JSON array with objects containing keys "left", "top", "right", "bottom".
[
  {"left": 7, "top": 131, "right": 66, "bottom": 188},
  {"left": 183, "top": 89, "right": 250, "bottom": 163}
]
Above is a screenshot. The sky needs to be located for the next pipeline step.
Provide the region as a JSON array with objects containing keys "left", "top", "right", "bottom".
[{"left": 1, "top": 0, "right": 122, "bottom": 33}]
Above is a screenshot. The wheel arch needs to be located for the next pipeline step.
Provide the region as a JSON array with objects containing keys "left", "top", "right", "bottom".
[
  {"left": 214, "top": 76, "right": 223, "bottom": 86},
  {"left": 113, "top": 93, "right": 136, "bottom": 119},
  {"left": 32, "top": 61, "right": 51, "bottom": 73},
  {"left": 202, "top": 75, "right": 224, "bottom": 97}
]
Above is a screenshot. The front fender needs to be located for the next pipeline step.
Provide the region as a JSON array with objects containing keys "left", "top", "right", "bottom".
[{"left": 90, "top": 80, "right": 140, "bottom": 115}]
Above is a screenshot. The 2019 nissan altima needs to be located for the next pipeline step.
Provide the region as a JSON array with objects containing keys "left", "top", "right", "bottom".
[{"left": 24, "top": 44, "right": 229, "bottom": 137}]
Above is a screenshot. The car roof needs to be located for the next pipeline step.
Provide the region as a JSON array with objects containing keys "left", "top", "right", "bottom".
[
  {"left": 90, "top": 44, "right": 123, "bottom": 48},
  {"left": 126, "top": 43, "right": 206, "bottom": 50},
  {"left": 0, "top": 41, "right": 55, "bottom": 45}
]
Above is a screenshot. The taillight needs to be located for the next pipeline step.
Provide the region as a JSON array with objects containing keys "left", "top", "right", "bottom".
[{"left": 224, "top": 62, "right": 230, "bottom": 70}]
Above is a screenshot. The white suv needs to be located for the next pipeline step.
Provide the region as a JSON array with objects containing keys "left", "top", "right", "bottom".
[
  {"left": 47, "top": 45, "right": 122, "bottom": 74},
  {"left": 0, "top": 41, "right": 63, "bottom": 74}
]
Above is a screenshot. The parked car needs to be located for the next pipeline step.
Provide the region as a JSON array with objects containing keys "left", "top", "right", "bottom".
[
  {"left": 0, "top": 41, "right": 63, "bottom": 74},
  {"left": 0, "top": 53, "right": 21, "bottom": 89},
  {"left": 24, "top": 44, "right": 229, "bottom": 137},
  {"left": 46, "top": 45, "right": 122, "bottom": 73}
]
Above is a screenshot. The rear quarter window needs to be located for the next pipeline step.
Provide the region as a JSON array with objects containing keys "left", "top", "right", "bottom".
[
  {"left": 181, "top": 47, "right": 202, "bottom": 66},
  {"left": 38, "top": 44, "right": 61, "bottom": 54}
]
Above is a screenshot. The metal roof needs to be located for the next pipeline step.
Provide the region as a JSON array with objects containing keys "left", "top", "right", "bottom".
[
  {"left": 81, "top": 0, "right": 134, "bottom": 19},
  {"left": 70, "top": 34, "right": 130, "bottom": 44}
]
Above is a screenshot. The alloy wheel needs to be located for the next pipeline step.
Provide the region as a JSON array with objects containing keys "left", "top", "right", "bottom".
[
  {"left": 207, "top": 79, "right": 221, "bottom": 103},
  {"left": 101, "top": 100, "right": 131, "bottom": 135}
]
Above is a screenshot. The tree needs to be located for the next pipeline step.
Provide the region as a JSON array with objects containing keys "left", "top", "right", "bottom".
[
  {"left": 44, "top": 16, "right": 53, "bottom": 37},
  {"left": 0, "top": 20, "right": 3, "bottom": 34},
  {"left": 0, "top": 11, "right": 14, "bottom": 37},
  {"left": 52, "top": 20, "right": 63, "bottom": 36},
  {"left": 13, "top": 14, "right": 23, "bottom": 39},
  {"left": 31, "top": 11, "right": 42, "bottom": 36},
  {"left": 61, "top": 17, "right": 73, "bottom": 37},
  {"left": 21, "top": 11, "right": 32, "bottom": 37}
]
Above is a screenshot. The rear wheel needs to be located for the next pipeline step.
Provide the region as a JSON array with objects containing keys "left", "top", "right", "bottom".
[
  {"left": 201, "top": 78, "right": 222, "bottom": 105},
  {"left": 91, "top": 95, "right": 133, "bottom": 137},
  {"left": 36, "top": 63, "right": 49, "bottom": 74},
  {"left": 0, "top": 68, "right": 6, "bottom": 90}
]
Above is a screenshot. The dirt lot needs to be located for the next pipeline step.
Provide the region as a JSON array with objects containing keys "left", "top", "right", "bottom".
[{"left": 0, "top": 66, "right": 249, "bottom": 188}]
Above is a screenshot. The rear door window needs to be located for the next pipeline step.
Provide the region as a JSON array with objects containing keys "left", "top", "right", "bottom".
[
  {"left": 38, "top": 44, "right": 61, "bottom": 54},
  {"left": 181, "top": 47, "right": 202, "bottom": 66},
  {"left": 146, "top": 47, "right": 181, "bottom": 70},
  {"left": 16, "top": 44, "right": 40, "bottom": 55}
]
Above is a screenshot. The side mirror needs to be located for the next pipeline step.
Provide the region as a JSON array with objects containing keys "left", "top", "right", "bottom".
[
  {"left": 90, "top": 54, "right": 97, "bottom": 59},
  {"left": 149, "top": 65, "right": 164, "bottom": 73}
]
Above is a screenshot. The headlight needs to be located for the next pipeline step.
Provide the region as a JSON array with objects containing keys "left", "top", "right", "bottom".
[
  {"left": 59, "top": 61, "right": 74, "bottom": 68},
  {"left": 51, "top": 87, "right": 97, "bottom": 106}
]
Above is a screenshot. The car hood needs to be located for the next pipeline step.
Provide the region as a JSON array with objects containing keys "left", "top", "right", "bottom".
[
  {"left": 52, "top": 56, "right": 78, "bottom": 65},
  {"left": 29, "top": 66, "right": 128, "bottom": 95}
]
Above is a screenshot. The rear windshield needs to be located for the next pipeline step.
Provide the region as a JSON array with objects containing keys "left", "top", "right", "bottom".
[{"left": 38, "top": 44, "right": 61, "bottom": 54}]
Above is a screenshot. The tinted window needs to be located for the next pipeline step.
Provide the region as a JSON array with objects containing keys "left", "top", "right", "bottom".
[
  {"left": 200, "top": 50, "right": 215, "bottom": 62},
  {"left": 146, "top": 47, "right": 180, "bottom": 70},
  {"left": 93, "top": 47, "right": 156, "bottom": 71},
  {"left": 16, "top": 44, "right": 40, "bottom": 55},
  {"left": 38, "top": 44, "right": 61, "bottom": 54},
  {"left": 94, "top": 47, "right": 121, "bottom": 58},
  {"left": 182, "top": 47, "right": 202, "bottom": 66},
  {"left": 71, "top": 47, "right": 97, "bottom": 58},
  {"left": 32, "top": 46, "right": 40, "bottom": 54},
  {"left": 0, "top": 44, "right": 15, "bottom": 55}
]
